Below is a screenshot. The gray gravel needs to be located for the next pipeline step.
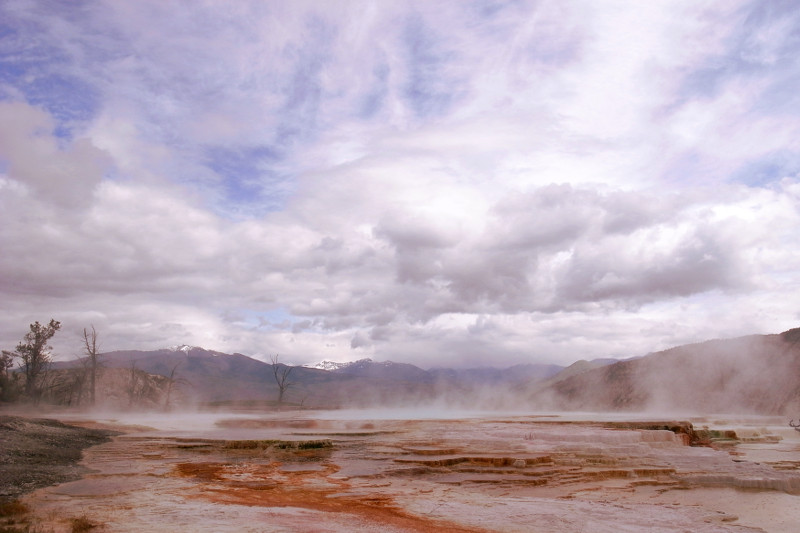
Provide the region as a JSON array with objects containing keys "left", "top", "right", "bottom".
[{"left": 0, "top": 415, "right": 117, "bottom": 502}]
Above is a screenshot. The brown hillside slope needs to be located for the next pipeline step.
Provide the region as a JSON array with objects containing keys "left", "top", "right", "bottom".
[{"left": 530, "top": 328, "right": 800, "bottom": 414}]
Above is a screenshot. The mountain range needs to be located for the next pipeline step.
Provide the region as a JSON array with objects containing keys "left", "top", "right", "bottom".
[
  {"left": 50, "top": 327, "right": 800, "bottom": 414},
  {"left": 55, "top": 348, "right": 567, "bottom": 408}
]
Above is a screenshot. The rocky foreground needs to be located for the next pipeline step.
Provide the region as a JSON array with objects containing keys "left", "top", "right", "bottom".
[
  {"left": 0, "top": 415, "right": 117, "bottom": 502},
  {"left": 8, "top": 411, "right": 800, "bottom": 532}
]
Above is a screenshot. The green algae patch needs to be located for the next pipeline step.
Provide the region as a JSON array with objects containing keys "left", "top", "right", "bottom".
[{"left": 223, "top": 439, "right": 332, "bottom": 450}]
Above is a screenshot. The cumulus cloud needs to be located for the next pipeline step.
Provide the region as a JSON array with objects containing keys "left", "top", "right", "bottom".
[
  {"left": 1, "top": 1, "right": 799, "bottom": 368},
  {"left": 0, "top": 101, "right": 109, "bottom": 207}
]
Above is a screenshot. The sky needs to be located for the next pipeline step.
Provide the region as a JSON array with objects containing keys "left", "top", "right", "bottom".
[{"left": 1, "top": 0, "right": 799, "bottom": 369}]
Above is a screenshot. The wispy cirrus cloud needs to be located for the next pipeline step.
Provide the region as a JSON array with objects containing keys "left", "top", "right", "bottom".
[{"left": 1, "top": 0, "right": 799, "bottom": 368}]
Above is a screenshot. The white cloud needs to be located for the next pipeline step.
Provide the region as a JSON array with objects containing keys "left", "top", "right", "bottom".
[
  {"left": 1, "top": 1, "right": 800, "bottom": 368},
  {"left": 0, "top": 101, "right": 109, "bottom": 207}
]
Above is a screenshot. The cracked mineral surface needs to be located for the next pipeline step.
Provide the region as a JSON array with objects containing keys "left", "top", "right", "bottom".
[{"left": 11, "top": 411, "right": 800, "bottom": 532}]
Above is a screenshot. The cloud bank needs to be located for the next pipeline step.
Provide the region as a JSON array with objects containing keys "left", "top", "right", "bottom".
[{"left": 1, "top": 0, "right": 799, "bottom": 367}]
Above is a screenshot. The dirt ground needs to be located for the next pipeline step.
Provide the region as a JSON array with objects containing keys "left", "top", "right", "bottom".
[{"left": 3, "top": 410, "right": 800, "bottom": 532}]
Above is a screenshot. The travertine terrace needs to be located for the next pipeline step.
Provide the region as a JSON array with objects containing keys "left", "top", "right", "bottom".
[{"left": 17, "top": 411, "right": 800, "bottom": 532}]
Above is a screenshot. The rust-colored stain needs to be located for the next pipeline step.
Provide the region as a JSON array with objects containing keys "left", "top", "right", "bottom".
[
  {"left": 176, "top": 461, "right": 226, "bottom": 481},
  {"left": 175, "top": 460, "right": 486, "bottom": 532}
]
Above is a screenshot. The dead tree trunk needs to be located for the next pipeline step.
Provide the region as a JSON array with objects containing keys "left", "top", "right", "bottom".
[
  {"left": 270, "top": 355, "right": 293, "bottom": 405},
  {"left": 82, "top": 326, "right": 101, "bottom": 406},
  {"left": 127, "top": 362, "right": 140, "bottom": 407},
  {"left": 163, "top": 362, "right": 188, "bottom": 411}
]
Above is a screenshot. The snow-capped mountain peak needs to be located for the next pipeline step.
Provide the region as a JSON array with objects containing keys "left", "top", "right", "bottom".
[
  {"left": 168, "top": 344, "right": 196, "bottom": 353},
  {"left": 304, "top": 358, "right": 372, "bottom": 371}
]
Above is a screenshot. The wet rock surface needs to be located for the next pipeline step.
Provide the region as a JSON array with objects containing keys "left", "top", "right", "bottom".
[{"left": 10, "top": 412, "right": 800, "bottom": 532}]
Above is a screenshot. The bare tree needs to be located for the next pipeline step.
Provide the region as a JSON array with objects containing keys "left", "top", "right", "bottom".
[
  {"left": 61, "top": 366, "right": 89, "bottom": 406},
  {"left": 82, "top": 325, "right": 102, "bottom": 406},
  {"left": 126, "top": 361, "right": 141, "bottom": 407},
  {"left": 6, "top": 319, "right": 61, "bottom": 404},
  {"left": 270, "top": 354, "right": 293, "bottom": 404},
  {"left": 163, "top": 361, "right": 189, "bottom": 411},
  {"left": 790, "top": 420, "right": 800, "bottom": 433}
]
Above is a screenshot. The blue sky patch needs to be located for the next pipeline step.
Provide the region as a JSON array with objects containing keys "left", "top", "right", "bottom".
[
  {"left": 0, "top": 13, "right": 97, "bottom": 137},
  {"left": 733, "top": 151, "right": 800, "bottom": 186},
  {"left": 402, "top": 14, "right": 461, "bottom": 119},
  {"left": 25, "top": 73, "right": 99, "bottom": 136},
  {"left": 358, "top": 63, "right": 390, "bottom": 119},
  {"left": 204, "top": 145, "right": 292, "bottom": 213}
]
